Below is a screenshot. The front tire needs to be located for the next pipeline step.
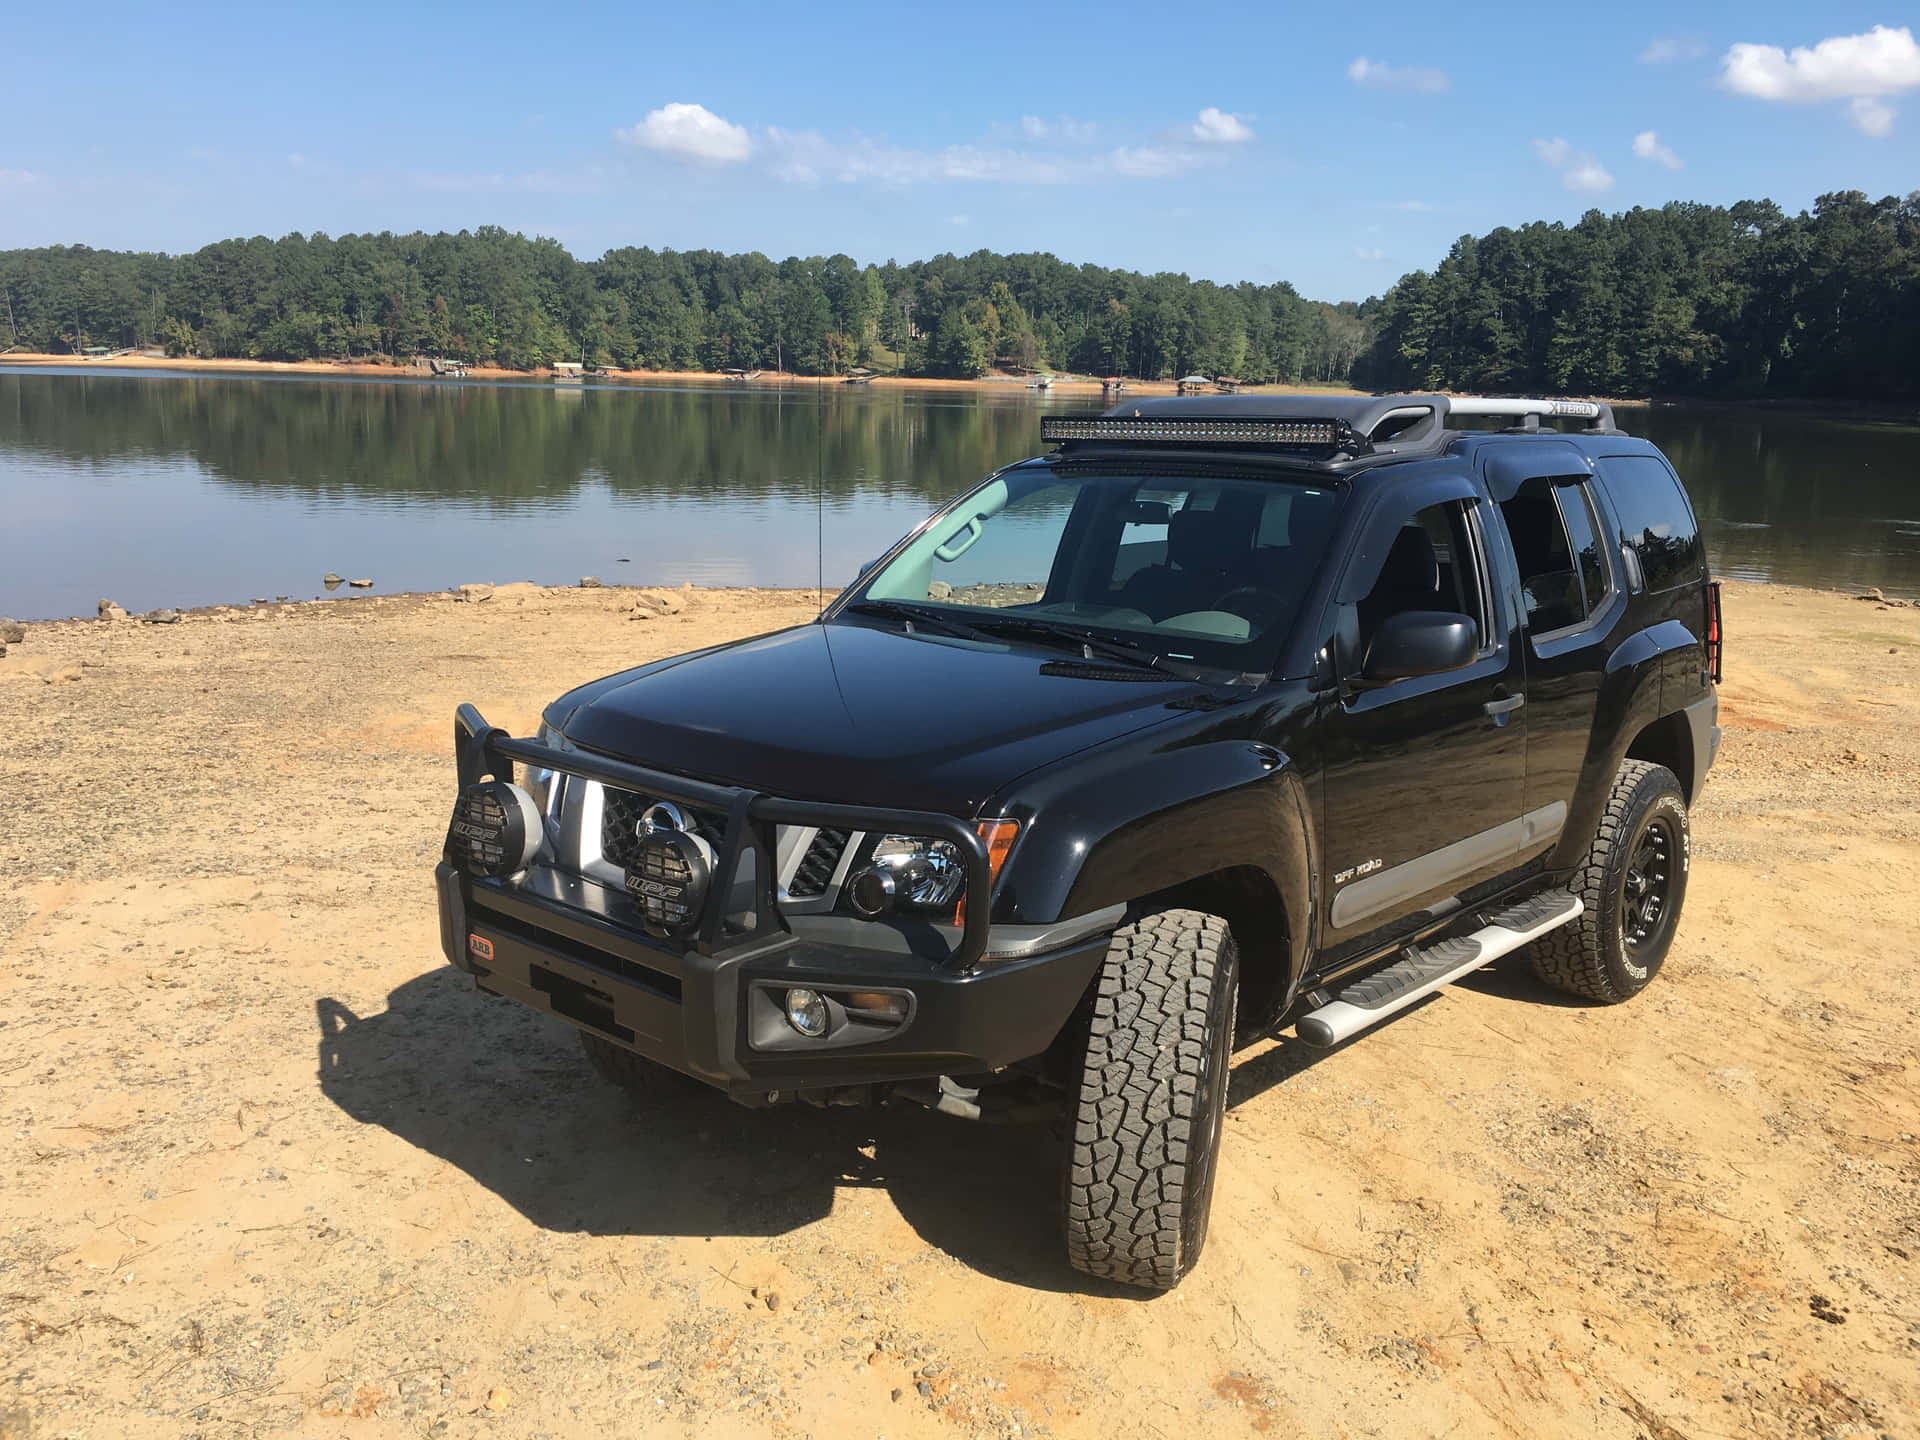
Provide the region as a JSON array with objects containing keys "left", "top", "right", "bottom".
[
  {"left": 1530, "top": 760, "right": 1690, "bottom": 1003},
  {"left": 1062, "top": 908, "right": 1239, "bottom": 1290}
]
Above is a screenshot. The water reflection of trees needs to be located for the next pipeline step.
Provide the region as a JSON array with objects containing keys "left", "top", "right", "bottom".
[
  {"left": 1634, "top": 408, "right": 1920, "bottom": 592},
  {"left": 0, "top": 375, "right": 1052, "bottom": 510}
]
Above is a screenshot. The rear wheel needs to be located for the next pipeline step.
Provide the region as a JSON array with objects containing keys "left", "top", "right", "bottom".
[
  {"left": 578, "top": 1031, "right": 707, "bottom": 1098},
  {"left": 1530, "top": 760, "right": 1690, "bottom": 1003},
  {"left": 1062, "top": 908, "right": 1239, "bottom": 1290}
]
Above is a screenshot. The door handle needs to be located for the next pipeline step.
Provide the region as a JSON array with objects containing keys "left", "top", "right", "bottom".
[{"left": 1483, "top": 694, "right": 1525, "bottom": 716}]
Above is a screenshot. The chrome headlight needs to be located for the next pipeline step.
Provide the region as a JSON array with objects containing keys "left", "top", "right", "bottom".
[{"left": 847, "top": 834, "right": 966, "bottom": 917}]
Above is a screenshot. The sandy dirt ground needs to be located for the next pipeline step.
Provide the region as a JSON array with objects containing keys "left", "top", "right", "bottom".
[
  {"left": 0, "top": 579, "right": 1915, "bottom": 1440},
  {"left": 0, "top": 352, "right": 1363, "bottom": 399}
]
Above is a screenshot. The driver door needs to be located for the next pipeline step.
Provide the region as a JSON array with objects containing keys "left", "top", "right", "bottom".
[{"left": 1317, "top": 493, "right": 1530, "bottom": 958}]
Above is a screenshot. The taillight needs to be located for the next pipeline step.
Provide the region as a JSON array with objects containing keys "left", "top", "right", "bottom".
[{"left": 1706, "top": 580, "right": 1723, "bottom": 684}]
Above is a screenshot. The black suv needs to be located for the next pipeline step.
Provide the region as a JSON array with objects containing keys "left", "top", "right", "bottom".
[{"left": 435, "top": 393, "right": 1722, "bottom": 1290}]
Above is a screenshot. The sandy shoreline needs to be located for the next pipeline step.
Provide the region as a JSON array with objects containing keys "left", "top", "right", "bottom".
[
  {"left": 1, "top": 579, "right": 1916, "bottom": 1438},
  {"left": 0, "top": 350, "right": 1365, "bottom": 398}
]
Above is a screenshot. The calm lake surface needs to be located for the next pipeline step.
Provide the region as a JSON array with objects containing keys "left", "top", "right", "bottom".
[{"left": 2, "top": 367, "right": 1918, "bottom": 619}]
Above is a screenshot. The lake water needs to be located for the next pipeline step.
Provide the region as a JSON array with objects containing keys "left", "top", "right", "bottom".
[{"left": 2, "top": 367, "right": 1917, "bottom": 619}]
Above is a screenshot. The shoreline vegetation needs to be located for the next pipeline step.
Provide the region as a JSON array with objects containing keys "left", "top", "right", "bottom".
[
  {"left": 0, "top": 350, "right": 1361, "bottom": 397},
  {"left": 4, "top": 193, "right": 1918, "bottom": 403}
]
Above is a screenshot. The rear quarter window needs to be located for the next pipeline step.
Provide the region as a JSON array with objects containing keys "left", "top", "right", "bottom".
[{"left": 1598, "top": 456, "right": 1703, "bottom": 592}]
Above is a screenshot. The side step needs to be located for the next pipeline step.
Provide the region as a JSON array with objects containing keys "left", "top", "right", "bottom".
[{"left": 1296, "top": 890, "right": 1582, "bottom": 1048}]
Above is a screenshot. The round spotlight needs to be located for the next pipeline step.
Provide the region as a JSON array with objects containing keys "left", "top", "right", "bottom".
[
  {"left": 449, "top": 780, "right": 544, "bottom": 877},
  {"left": 846, "top": 866, "right": 897, "bottom": 919},
  {"left": 784, "top": 987, "right": 829, "bottom": 1038}
]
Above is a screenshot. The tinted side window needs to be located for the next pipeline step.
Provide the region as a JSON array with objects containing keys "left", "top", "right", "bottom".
[
  {"left": 1600, "top": 456, "right": 1702, "bottom": 591},
  {"left": 1357, "top": 500, "right": 1487, "bottom": 652},
  {"left": 1500, "top": 478, "right": 1582, "bottom": 632},
  {"left": 1557, "top": 482, "right": 1609, "bottom": 615}
]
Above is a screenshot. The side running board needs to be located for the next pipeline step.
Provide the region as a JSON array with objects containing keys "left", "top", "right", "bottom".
[{"left": 1296, "top": 890, "right": 1582, "bottom": 1048}]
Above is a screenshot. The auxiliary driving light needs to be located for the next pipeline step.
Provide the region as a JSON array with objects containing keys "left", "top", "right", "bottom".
[
  {"left": 784, "top": 987, "right": 830, "bottom": 1038},
  {"left": 448, "top": 780, "right": 545, "bottom": 877}
]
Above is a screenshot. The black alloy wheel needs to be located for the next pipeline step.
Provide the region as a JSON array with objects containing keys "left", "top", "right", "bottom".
[{"left": 1528, "top": 759, "right": 1690, "bottom": 1004}]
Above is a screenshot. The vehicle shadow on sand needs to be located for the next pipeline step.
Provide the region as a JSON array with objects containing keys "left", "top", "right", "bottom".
[{"left": 316, "top": 967, "right": 1137, "bottom": 1297}]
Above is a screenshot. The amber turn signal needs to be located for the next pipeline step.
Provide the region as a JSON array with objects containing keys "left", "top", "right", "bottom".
[{"left": 955, "top": 819, "right": 1020, "bottom": 929}]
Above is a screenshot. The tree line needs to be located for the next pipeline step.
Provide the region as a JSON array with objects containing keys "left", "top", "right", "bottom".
[
  {"left": 4, "top": 189, "right": 1913, "bottom": 399},
  {"left": 0, "top": 227, "right": 1363, "bottom": 384},
  {"left": 1353, "top": 191, "right": 1920, "bottom": 402}
]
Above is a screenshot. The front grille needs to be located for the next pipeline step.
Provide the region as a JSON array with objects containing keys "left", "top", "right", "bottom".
[
  {"left": 600, "top": 787, "right": 725, "bottom": 871},
  {"left": 786, "top": 829, "right": 850, "bottom": 898}
]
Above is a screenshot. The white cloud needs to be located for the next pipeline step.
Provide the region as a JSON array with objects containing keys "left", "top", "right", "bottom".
[
  {"left": 1017, "top": 114, "right": 1096, "bottom": 142},
  {"left": 1851, "top": 96, "right": 1897, "bottom": 135},
  {"left": 1721, "top": 25, "right": 1920, "bottom": 99},
  {"left": 1108, "top": 145, "right": 1187, "bottom": 177},
  {"left": 1639, "top": 36, "right": 1705, "bottom": 64},
  {"left": 616, "top": 102, "right": 753, "bottom": 164},
  {"left": 1353, "top": 247, "right": 1385, "bottom": 261},
  {"left": 1720, "top": 25, "right": 1920, "bottom": 134},
  {"left": 950, "top": 214, "right": 970, "bottom": 226},
  {"left": 1632, "top": 130, "right": 1684, "bottom": 169},
  {"left": 1347, "top": 57, "right": 1451, "bottom": 92},
  {"left": 1533, "top": 137, "right": 1615, "bottom": 192},
  {"left": 1190, "top": 107, "right": 1253, "bottom": 143},
  {"left": 0, "top": 168, "right": 45, "bottom": 188},
  {"left": 762, "top": 127, "right": 1215, "bottom": 185}
]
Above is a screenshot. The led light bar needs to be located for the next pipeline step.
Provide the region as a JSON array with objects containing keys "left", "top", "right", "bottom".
[{"left": 1041, "top": 416, "right": 1347, "bottom": 447}]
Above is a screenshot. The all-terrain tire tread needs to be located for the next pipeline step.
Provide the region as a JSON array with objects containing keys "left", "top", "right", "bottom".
[
  {"left": 1063, "top": 908, "right": 1233, "bottom": 1290},
  {"left": 1528, "top": 760, "right": 1680, "bottom": 1003}
]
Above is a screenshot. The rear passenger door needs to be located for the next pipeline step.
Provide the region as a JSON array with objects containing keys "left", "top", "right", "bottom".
[{"left": 1496, "top": 474, "right": 1621, "bottom": 822}]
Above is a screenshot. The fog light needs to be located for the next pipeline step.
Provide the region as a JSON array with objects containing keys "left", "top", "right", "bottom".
[
  {"left": 448, "top": 780, "right": 544, "bottom": 877},
  {"left": 784, "top": 987, "right": 829, "bottom": 1038}
]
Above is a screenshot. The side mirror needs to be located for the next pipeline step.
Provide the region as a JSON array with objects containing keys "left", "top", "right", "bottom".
[
  {"left": 857, "top": 555, "right": 882, "bottom": 579},
  {"left": 1356, "top": 611, "right": 1478, "bottom": 687}
]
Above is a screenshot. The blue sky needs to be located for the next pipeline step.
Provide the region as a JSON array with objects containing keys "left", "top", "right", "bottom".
[{"left": 4, "top": 1, "right": 1917, "bottom": 300}]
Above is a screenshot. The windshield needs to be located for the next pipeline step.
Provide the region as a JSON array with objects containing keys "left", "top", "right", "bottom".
[{"left": 845, "top": 463, "right": 1343, "bottom": 668}]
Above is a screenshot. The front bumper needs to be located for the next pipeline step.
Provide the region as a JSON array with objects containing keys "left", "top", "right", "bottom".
[
  {"left": 436, "top": 704, "right": 1113, "bottom": 1101},
  {"left": 436, "top": 861, "right": 1106, "bottom": 1100}
]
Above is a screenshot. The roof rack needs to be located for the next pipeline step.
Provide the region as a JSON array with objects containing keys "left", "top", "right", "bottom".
[{"left": 1444, "top": 396, "right": 1616, "bottom": 433}]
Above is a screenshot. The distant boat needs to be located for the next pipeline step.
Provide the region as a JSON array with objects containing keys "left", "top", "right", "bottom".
[
  {"left": 723, "top": 368, "right": 760, "bottom": 384},
  {"left": 553, "top": 361, "right": 584, "bottom": 384},
  {"left": 1177, "top": 374, "right": 1211, "bottom": 395},
  {"left": 1026, "top": 371, "right": 1054, "bottom": 390},
  {"left": 845, "top": 367, "right": 874, "bottom": 385}
]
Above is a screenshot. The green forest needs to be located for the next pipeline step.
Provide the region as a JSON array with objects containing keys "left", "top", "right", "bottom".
[
  {"left": 1354, "top": 191, "right": 1920, "bottom": 402},
  {"left": 0, "top": 230, "right": 1362, "bottom": 385},
  {"left": 1, "top": 187, "right": 1914, "bottom": 399}
]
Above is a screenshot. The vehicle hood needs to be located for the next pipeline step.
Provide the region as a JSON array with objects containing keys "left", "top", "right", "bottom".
[{"left": 555, "top": 620, "right": 1209, "bottom": 816}]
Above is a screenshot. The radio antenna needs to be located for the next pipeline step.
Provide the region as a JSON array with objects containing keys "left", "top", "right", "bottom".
[{"left": 815, "top": 373, "right": 825, "bottom": 611}]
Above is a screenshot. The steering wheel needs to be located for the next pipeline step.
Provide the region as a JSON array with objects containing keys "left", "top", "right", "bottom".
[{"left": 1214, "top": 585, "right": 1289, "bottom": 625}]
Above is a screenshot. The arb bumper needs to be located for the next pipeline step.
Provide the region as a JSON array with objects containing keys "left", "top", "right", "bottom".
[
  {"left": 435, "top": 705, "right": 1109, "bottom": 1104},
  {"left": 435, "top": 861, "right": 1105, "bottom": 1102}
]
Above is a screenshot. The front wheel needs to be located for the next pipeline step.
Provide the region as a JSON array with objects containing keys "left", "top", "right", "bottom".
[
  {"left": 1529, "top": 759, "right": 1690, "bottom": 1003},
  {"left": 1062, "top": 908, "right": 1239, "bottom": 1290}
]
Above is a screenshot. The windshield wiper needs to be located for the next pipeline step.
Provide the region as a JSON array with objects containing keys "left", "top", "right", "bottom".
[
  {"left": 841, "top": 598, "right": 1005, "bottom": 645},
  {"left": 847, "top": 600, "right": 1208, "bottom": 681},
  {"left": 964, "top": 614, "right": 1205, "bottom": 679}
]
